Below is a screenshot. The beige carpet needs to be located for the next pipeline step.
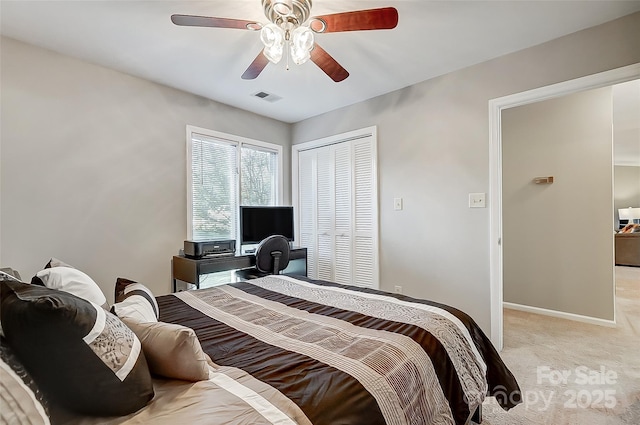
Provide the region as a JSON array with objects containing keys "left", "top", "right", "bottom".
[{"left": 480, "top": 266, "right": 640, "bottom": 425}]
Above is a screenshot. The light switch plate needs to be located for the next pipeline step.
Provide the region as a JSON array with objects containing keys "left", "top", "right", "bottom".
[
  {"left": 469, "top": 193, "right": 486, "bottom": 208},
  {"left": 394, "top": 198, "right": 403, "bottom": 210}
]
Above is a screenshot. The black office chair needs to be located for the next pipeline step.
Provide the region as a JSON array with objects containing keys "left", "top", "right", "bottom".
[{"left": 255, "top": 235, "right": 291, "bottom": 275}]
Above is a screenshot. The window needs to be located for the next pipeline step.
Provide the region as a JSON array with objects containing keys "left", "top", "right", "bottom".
[
  {"left": 241, "top": 145, "right": 278, "bottom": 205},
  {"left": 187, "top": 126, "right": 283, "bottom": 241}
]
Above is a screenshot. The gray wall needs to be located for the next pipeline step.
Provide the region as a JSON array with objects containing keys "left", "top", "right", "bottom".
[
  {"left": 0, "top": 37, "right": 291, "bottom": 302},
  {"left": 291, "top": 12, "right": 640, "bottom": 332},
  {"left": 614, "top": 165, "right": 640, "bottom": 227},
  {"left": 2, "top": 13, "right": 639, "bottom": 334},
  {"left": 612, "top": 80, "right": 640, "bottom": 167},
  {"left": 502, "top": 88, "right": 614, "bottom": 319}
]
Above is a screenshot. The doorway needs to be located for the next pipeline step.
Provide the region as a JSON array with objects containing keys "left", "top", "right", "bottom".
[
  {"left": 501, "top": 86, "right": 615, "bottom": 323},
  {"left": 488, "top": 63, "right": 640, "bottom": 350}
]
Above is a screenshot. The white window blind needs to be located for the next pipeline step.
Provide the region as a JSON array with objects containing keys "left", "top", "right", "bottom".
[
  {"left": 187, "top": 126, "right": 282, "bottom": 242},
  {"left": 241, "top": 145, "right": 278, "bottom": 206},
  {"left": 190, "top": 135, "right": 238, "bottom": 241}
]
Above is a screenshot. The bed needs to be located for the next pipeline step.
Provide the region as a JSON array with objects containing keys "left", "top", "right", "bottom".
[{"left": 1, "top": 267, "right": 521, "bottom": 425}]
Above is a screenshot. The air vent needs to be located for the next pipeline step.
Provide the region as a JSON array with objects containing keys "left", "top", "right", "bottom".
[{"left": 252, "top": 91, "right": 282, "bottom": 102}]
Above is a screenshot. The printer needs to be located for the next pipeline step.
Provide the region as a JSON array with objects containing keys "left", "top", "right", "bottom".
[{"left": 183, "top": 240, "right": 236, "bottom": 259}]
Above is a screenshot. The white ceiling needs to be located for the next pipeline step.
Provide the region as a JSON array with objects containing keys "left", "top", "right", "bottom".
[{"left": 1, "top": 0, "right": 640, "bottom": 124}]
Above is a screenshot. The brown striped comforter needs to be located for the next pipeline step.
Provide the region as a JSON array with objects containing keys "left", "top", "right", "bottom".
[{"left": 158, "top": 275, "right": 521, "bottom": 425}]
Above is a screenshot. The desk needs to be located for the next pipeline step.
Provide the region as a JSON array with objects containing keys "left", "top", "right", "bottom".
[
  {"left": 615, "top": 233, "right": 640, "bottom": 267},
  {"left": 171, "top": 247, "right": 307, "bottom": 292}
]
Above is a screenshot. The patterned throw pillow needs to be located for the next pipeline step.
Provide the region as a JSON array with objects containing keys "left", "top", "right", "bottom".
[
  {"left": 112, "top": 278, "right": 159, "bottom": 322},
  {"left": 0, "top": 268, "right": 22, "bottom": 281},
  {"left": 0, "top": 279, "right": 154, "bottom": 416}
]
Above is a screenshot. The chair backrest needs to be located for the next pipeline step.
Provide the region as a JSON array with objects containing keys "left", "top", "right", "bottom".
[{"left": 255, "top": 235, "right": 291, "bottom": 274}]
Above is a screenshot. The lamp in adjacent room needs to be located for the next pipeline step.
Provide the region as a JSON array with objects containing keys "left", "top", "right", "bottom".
[{"left": 619, "top": 207, "right": 640, "bottom": 225}]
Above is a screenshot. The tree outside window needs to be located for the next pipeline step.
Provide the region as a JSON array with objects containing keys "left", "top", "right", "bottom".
[{"left": 241, "top": 146, "right": 277, "bottom": 206}]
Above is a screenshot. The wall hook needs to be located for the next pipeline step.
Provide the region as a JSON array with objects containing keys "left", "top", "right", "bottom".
[{"left": 533, "top": 176, "right": 554, "bottom": 184}]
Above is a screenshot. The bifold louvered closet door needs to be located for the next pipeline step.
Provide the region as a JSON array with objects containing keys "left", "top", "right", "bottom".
[{"left": 295, "top": 127, "right": 378, "bottom": 289}]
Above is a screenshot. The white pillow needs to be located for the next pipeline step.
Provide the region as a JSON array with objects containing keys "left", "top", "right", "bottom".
[
  {"left": 32, "top": 267, "right": 108, "bottom": 309},
  {"left": 44, "top": 257, "right": 74, "bottom": 269}
]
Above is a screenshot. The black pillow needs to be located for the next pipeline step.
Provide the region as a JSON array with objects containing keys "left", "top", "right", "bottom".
[{"left": 0, "top": 279, "right": 154, "bottom": 416}]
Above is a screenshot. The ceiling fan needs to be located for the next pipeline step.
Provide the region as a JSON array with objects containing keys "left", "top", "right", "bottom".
[{"left": 171, "top": 0, "right": 398, "bottom": 82}]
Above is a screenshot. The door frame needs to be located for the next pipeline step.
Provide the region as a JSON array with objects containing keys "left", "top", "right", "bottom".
[{"left": 489, "top": 63, "right": 640, "bottom": 350}]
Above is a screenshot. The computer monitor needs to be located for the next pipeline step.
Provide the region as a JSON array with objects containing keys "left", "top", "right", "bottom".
[{"left": 239, "top": 206, "right": 294, "bottom": 245}]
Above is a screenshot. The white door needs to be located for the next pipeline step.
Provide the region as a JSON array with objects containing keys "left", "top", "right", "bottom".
[
  {"left": 293, "top": 127, "right": 378, "bottom": 289},
  {"left": 352, "top": 138, "right": 377, "bottom": 288},
  {"left": 297, "top": 149, "right": 317, "bottom": 279},
  {"left": 333, "top": 142, "right": 353, "bottom": 285},
  {"left": 316, "top": 146, "right": 334, "bottom": 281}
]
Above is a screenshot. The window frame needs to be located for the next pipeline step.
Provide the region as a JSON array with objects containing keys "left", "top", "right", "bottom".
[{"left": 186, "top": 125, "right": 284, "bottom": 241}]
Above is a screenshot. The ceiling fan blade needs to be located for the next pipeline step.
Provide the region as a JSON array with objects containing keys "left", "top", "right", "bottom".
[
  {"left": 310, "top": 7, "right": 398, "bottom": 33},
  {"left": 310, "top": 43, "right": 349, "bottom": 82},
  {"left": 171, "top": 14, "right": 261, "bottom": 30},
  {"left": 242, "top": 52, "right": 270, "bottom": 80}
]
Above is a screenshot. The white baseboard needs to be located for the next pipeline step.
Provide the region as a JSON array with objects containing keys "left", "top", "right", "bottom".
[{"left": 503, "top": 302, "right": 616, "bottom": 327}]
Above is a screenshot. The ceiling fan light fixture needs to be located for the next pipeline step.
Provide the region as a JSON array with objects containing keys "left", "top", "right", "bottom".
[
  {"left": 263, "top": 45, "right": 284, "bottom": 64},
  {"left": 261, "top": 24, "right": 285, "bottom": 63},
  {"left": 290, "top": 26, "right": 314, "bottom": 64},
  {"left": 172, "top": 2, "right": 398, "bottom": 81},
  {"left": 290, "top": 47, "right": 311, "bottom": 65},
  {"left": 260, "top": 23, "right": 283, "bottom": 47}
]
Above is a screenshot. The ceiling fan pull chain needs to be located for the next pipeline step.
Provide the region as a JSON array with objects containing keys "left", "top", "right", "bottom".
[{"left": 286, "top": 44, "right": 290, "bottom": 70}]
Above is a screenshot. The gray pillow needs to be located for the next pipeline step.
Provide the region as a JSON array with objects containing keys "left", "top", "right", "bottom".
[{"left": 123, "top": 319, "right": 210, "bottom": 382}]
